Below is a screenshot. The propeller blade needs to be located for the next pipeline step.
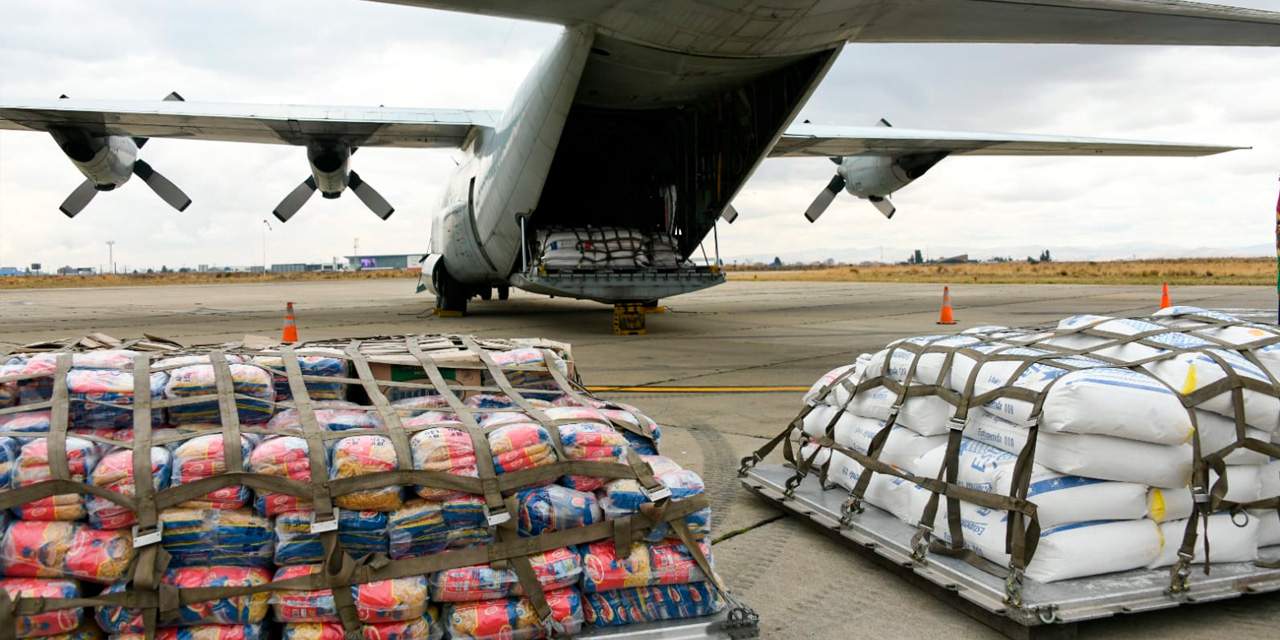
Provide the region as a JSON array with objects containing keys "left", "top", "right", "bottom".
[
  {"left": 133, "top": 159, "right": 192, "bottom": 212},
  {"left": 273, "top": 176, "right": 318, "bottom": 222},
  {"left": 804, "top": 175, "right": 846, "bottom": 223},
  {"left": 876, "top": 118, "right": 893, "bottom": 127},
  {"left": 869, "top": 196, "right": 896, "bottom": 219},
  {"left": 348, "top": 171, "right": 395, "bottom": 220},
  {"left": 721, "top": 204, "right": 739, "bottom": 224},
  {"left": 59, "top": 180, "right": 98, "bottom": 218}
]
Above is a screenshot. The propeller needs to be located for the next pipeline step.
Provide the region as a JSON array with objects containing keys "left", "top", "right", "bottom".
[
  {"left": 802, "top": 118, "right": 910, "bottom": 223},
  {"left": 56, "top": 92, "right": 192, "bottom": 218},
  {"left": 271, "top": 145, "right": 395, "bottom": 222}
]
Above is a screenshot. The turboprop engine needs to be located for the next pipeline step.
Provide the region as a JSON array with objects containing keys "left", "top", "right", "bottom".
[
  {"left": 271, "top": 140, "right": 394, "bottom": 222},
  {"left": 802, "top": 119, "right": 947, "bottom": 222},
  {"left": 50, "top": 92, "right": 192, "bottom": 218}
]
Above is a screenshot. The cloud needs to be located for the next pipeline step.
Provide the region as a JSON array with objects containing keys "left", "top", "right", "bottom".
[{"left": 2, "top": 0, "right": 1279, "bottom": 271}]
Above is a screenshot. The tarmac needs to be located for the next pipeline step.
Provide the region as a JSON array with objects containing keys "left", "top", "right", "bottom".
[{"left": 1, "top": 278, "right": 1278, "bottom": 638}]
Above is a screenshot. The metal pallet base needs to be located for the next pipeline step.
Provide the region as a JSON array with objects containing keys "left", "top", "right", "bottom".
[
  {"left": 577, "top": 606, "right": 758, "bottom": 640},
  {"left": 741, "top": 465, "right": 1280, "bottom": 640}
]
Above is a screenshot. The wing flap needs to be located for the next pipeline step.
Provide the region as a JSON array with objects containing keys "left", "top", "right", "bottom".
[
  {"left": 0, "top": 99, "right": 502, "bottom": 148},
  {"left": 770, "top": 124, "right": 1245, "bottom": 158}
]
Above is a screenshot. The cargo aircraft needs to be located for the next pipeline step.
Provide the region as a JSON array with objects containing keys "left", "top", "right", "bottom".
[{"left": 2, "top": 1, "right": 1279, "bottom": 314}]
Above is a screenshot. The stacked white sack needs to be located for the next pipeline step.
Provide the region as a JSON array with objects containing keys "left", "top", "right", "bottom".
[{"left": 794, "top": 308, "right": 1280, "bottom": 583}]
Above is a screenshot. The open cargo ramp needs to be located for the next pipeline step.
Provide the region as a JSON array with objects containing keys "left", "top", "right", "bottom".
[{"left": 742, "top": 465, "right": 1280, "bottom": 640}]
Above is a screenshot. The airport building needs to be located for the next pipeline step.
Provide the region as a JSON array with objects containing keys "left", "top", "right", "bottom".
[{"left": 344, "top": 254, "right": 425, "bottom": 271}]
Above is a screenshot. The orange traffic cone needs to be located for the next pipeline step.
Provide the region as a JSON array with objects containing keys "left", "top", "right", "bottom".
[
  {"left": 1160, "top": 283, "right": 1171, "bottom": 310},
  {"left": 937, "top": 287, "right": 957, "bottom": 325},
  {"left": 282, "top": 302, "right": 299, "bottom": 343}
]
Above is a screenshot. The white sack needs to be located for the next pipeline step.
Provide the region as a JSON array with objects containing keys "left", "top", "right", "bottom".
[
  {"left": 826, "top": 451, "right": 917, "bottom": 522},
  {"left": 1252, "top": 510, "right": 1280, "bottom": 548},
  {"left": 966, "top": 411, "right": 1192, "bottom": 488},
  {"left": 1148, "top": 513, "right": 1259, "bottom": 568},
  {"left": 832, "top": 415, "right": 947, "bottom": 477},
  {"left": 1197, "top": 411, "right": 1271, "bottom": 465},
  {"left": 850, "top": 386, "right": 954, "bottom": 436},
  {"left": 912, "top": 439, "right": 1147, "bottom": 529},
  {"left": 917, "top": 497, "right": 1163, "bottom": 583}
]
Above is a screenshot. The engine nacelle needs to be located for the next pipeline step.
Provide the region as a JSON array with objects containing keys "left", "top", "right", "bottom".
[
  {"left": 306, "top": 140, "right": 352, "bottom": 198},
  {"left": 837, "top": 151, "right": 948, "bottom": 199},
  {"left": 49, "top": 129, "right": 138, "bottom": 190}
]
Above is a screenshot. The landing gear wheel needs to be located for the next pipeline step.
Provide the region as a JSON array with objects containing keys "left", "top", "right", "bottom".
[
  {"left": 478, "top": 288, "right": 492, "bottom": 301},
  {"left": 497, "top": 285, "right": 510, "bottom": 301},
  {"left": 434, "top": 268, "right": 468, "bottom": 316}
]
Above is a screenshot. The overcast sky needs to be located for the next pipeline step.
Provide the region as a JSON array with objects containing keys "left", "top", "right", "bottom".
[{"left": 1, "top": 0, "right": 1279, "bottom": 271}]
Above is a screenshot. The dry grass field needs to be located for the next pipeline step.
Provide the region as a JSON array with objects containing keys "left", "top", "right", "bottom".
[
  {"left": 727, "top": 258, "right": 1275, "bottom": 285},
  {"left": 0, "top": 269, "right": 417, "bottom": 290}
]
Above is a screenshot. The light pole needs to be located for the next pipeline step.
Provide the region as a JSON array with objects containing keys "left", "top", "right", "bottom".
[
  {"left": 262, "top": 220, "right": 273, "bottom": 273},
  {"left": 106, "top": 241, "right": 115, "bottom": 274},
  {"left": 353, "top": 237, "right": 360, "bottom": 271}
]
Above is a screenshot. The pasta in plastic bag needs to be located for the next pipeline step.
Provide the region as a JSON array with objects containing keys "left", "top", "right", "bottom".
[
  {"left": 165, "top": 364, "right": 274, "bottom": 425},
  {"left": 159, "top": 508, "right": 274, "bottom": 568},
  {"left": 271, "top": 565, "right": 428, "bottom": 623},
  {"left": 0, "top": 521, "right": 134, "bottom": 583},
  {"left": 331, "top": 435, "right": 402, "bottom": 511},
  {"left": 579, "top": 540, "right": 713, "bottom": 592},
  {"left": 581, "top": 583, "right": 723, "bottom": 627},
  {"left": 88, "top": 447, "right": 172, "bottom": 530},
  {"left": 282, "top": 617, "right": 441, "bottom": 640},
  {"left": 515, "top": 485, "right": 602, "bottom": 537},
  {"left": 246, "top": 436, "right": 314, "bottom": 515},
  {"left": 0, "top": 578, "right": 82, "bottom": 637},
  {"left": 267, "top": 401, "right": 381, "bottom": 433},
  {"left": 443, "top": 588, "right": 582, "bottom": 640},
  {"left": 65, "top": 369, "right": 167, "bottom": 430},
  {"left": 13, "top": 437, "right": 99, "bottom": 521},
  {"left": 408, "top": 425, "right": 475, "bottom": 501},
  {"left": 110, "top": 624, "right": 267, "bottom": 640},
  {"left": 273, "top": 510, "right": 388, "bottom": 565},
  {"left": 170, "top": 434, "right": 253, "bottom": 510},
  {"left": 601, "top": 456, "right": 704, "bottom": 511},
  {"left": 251, "top": 352, "right": 347, "bottom": 402},
  {"left": 429, "top": 547, "right": 581, "bottom": 602},
  {"left": 95, "top": 567, "right": 271, "bottom": 631}
]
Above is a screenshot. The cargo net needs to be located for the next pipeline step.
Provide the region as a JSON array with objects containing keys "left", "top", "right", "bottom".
[
  {"left": 0, "top": 333, "right": 742, "bottom": 640},
  {"left": 536, "top": 229, "right": 690, "bottom": 271},
  {"left": 742, "top": 306, "right": 1280, "bottom": 602}
]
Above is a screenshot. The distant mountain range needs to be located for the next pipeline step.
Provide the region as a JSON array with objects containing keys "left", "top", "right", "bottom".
[{"left": 726, "top": 243, "right": 1274, "bottom": 265}]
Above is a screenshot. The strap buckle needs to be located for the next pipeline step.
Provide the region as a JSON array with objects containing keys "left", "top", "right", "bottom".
[
  {"left": 310, "top": 508, "right": 341, "bottom": 534},
  {"left": 484, "top": 505, "right": 511, "bottom": 527},
  {"left": 641, "top": 484, "right": 672, "bottom": 502},
  {"left": 948, "top": 416, "right": 967, "bottom": 432},
  {"left": 738, "top": 453, "right": 762, "bottom": 478},
  {"left": 131, "top": 524, "right": 163, "bottom": 548}
]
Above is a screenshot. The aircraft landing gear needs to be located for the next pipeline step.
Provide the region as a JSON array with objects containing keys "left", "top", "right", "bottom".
[
  {"left": 497, "top": 285, "right": 510, "bottom": 301},
  {"left": 478, "top": 288, "right": 492, "bottom": 301},
  {"left": 434, "top": 268, "right": 468, "bottom": 316}
]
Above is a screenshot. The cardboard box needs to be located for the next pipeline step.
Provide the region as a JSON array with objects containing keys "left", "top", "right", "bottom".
[{"left": 369, "top": 361, "right": 482, "bottom": 400}]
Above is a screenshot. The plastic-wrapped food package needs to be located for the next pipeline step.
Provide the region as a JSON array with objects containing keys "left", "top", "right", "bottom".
[
  {"left": 387, "top": 500, "right": 445, "bottom": 560},
  {"left": 251, "top": 352, "right": 347, "bottom": 402},
  {"left": 87, "top": 447, "right": 172, "bottom": 530},
  {"left": 0, "top": 578, "right": 82, "bottom": 637},
  {"left": 600, "top": 456, "right": 705, "bottom": 510},
  {"left": 271, "top": 565, "right": 429, "bottom": 623},
  {"left": 6, "top": 356, "right": 55, "bottom": 404},
  {"left": 0, "top": 411, "right": 52, "bottom": 433},
  {"left": 444, "top": 588, "right": 582, "bottom": 640},
  {"left": 331, "top": 435, "right": 403, "bottom": 511},
  {"left": 408, "top": 425, "right": 476, "bottom": 501},
  {"left": 246, "top": 436, "right": 314, "bottom": 515},
  {"left": 581, "top": 583, "right": 723, "bottom": 627},
  {"left": 13, "top": 437, "right": 99, "bottom": 520},
  {"left": 579, "top": 540, "right": 713, "bottom": 592},
  {"left": 273, "top": 510, "right": 389, "bottom": 565},
  {"left": 552, "top": 413, "right": 628, "bottom": 492},
  {"left": 165, "top": 364, "right": 274, "bottom": 425},
  {"left": 390, "top": 396, "right": 452, "bottom": 418},
  {"left": 464, "top": 395, "right": 520, "bottom": 411},
  {"left": 66, "top": 369, "right": 167, "bottom": 430},
  {"left": 170, "top": 434, "right": 253, "bottom": 510},
  {"left": 441, "top": 495, "right": 493, "bottom": 550},
  {"left": 599, "top": 496, "right": 711, "bottom": 543},
  {"left": 96, "top": 567, "right": 271, "bottom": 631},
  {"left": 111, "top": 624, "right": 268, "bottom": 640},
  {"left": 21, "top": 626, "right": 100, "bottom": 640},
  {"left": 551, "top": 398, "right": 662, "bottom": 455},
  {"left": 429, "top": 547, "right": 581, "bottom": 602},
  {"left": 0, "top": 521, "right": 134, "bottom": 583},
  {"left": 283, "top": 617, "right": 441, "bottom": 640},
  {"left": 1, "top": 365, "right": 20, "bottom": 408},
  {"left": 0, "top": 436, "right": 18, "bottom": 489},
  {"left": 486, "top": 422, "right": 558, "bottom": 477},
  {"left": 160, "top": 508, "right": 274, "bottom": 568},
  {"left": 516, "top": 485, "right": 602, "bottom": 537},
  {"left": 485, "top": 348, "right": 568, "bottom": 399},
  {"left": 267, "top": 401, "right": 382, "bottom": 433},
  {"left": 71, "top": 427, "right": 178, "bottom": 458}
]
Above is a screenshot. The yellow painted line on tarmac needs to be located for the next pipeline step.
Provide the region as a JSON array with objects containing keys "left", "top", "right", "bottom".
[{"left": 586, "top": 385, "right": 809, "bottom": 393}]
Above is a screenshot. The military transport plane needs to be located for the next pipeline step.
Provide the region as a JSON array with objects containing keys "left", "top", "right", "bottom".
[{"left": 2, "top": 1, "right": 1279, "bottom": 314}]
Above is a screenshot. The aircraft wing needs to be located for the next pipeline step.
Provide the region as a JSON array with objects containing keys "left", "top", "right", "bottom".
[
  {"left": 769, "top": 124, "right": 1245, "bottom": 158},
  {"left": 0, "top": 99, "right": 502, "bottom": 148},
  {"left": 367, "top": 0, "right": 1280, "bottom": 48}
]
